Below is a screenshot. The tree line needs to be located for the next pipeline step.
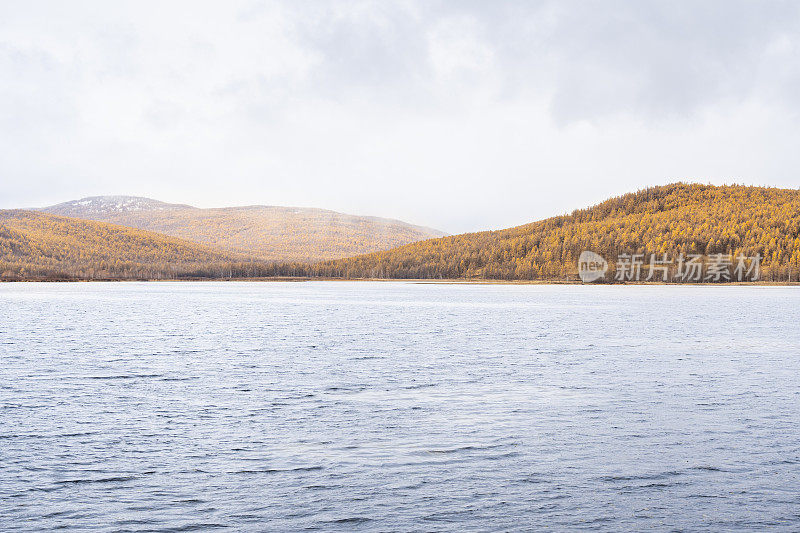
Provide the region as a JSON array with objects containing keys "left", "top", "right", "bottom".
[{"left": 4, "top": 184, "right": 800, "bottom": 282}]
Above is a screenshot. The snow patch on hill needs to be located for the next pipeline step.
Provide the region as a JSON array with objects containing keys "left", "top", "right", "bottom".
[{"left": 44, "top": 196, "right": 191, "bottom": 216}]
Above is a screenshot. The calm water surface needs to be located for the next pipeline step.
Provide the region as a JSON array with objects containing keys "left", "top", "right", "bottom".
[{"left": 1, "top": 282, "right": 799, "bottom": 531}]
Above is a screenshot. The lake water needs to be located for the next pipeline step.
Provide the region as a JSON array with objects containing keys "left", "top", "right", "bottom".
[{"left": 1, "top": 282, "right": 799, "bottom": 531}]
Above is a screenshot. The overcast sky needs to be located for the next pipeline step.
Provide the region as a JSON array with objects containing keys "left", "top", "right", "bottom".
[{"left": 3, "top": 1, "right": 800, "bottom": 233}]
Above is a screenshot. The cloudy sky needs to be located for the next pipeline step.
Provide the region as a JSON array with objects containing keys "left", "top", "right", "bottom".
[{"left": 2, "top": 1, "right": 800, "bottom": 233}]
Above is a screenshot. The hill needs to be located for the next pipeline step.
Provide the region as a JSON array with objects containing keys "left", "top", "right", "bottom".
[
  {"left": 41, "top": 196, "right": 192, "bottom": 216},
  {"left": 0, "top": 210, "right": 271, "bottom": 280},
  {"left": 41, "top": 196, "right": 446, "bottom": 261},
  {"left": 9, "top": 184, "right": 800, "bottom": 282},
  {"left": 300, "top": 183, "right": 800, "bottom": 282}
]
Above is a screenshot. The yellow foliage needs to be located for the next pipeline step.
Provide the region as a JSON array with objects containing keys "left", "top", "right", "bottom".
[
  {"left": 304, "top": 183, "right": 800, "bottom": 281},
  {"left": 0, "top": 210, "right": 250, "bottom": 280},
  {"left": 6, "top": 184, "right": 800, "bottom": 282},
  {"left": 43, "top": 201, "right": 445, "bottom": 261}
]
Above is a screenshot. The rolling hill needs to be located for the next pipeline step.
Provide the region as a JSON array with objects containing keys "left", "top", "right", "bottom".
[
  {"left": 0, "top": 210, "right": 258, "bottom": 280},
  {"left": 299, "top": 183, "right": 800, "bottom": 281},
  {"left": 40, "top": 196, "right": 446, "bottom": 261},
  {"left": 7, "top": 184, "right": 800, "bottom": 282}
]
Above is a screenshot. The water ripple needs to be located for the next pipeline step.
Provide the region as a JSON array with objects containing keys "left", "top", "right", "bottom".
[{"left": 1, "top": 281, "right": 799, "bottom": 531}]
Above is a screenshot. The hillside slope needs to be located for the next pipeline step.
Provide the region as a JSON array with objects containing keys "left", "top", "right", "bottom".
[
  {"left": 41, "top": 197, "right": 446, "bottom": 261},
  {"left": 304, "top": 184, "right": 800, "bottom": 281},
  {"left": 0, "top": 210, "right": 253, "bottom": 280}
]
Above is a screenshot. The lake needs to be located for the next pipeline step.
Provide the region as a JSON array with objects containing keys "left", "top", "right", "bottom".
[{"left": 1, "top": 282, "right": 799, "bottom": 531}]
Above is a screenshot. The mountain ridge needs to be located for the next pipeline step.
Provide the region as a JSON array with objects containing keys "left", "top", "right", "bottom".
[
  {"left": 7, "top": 183, "right": 800, "bottom": 282},
  {"left": 41, "top": 196, "right": 192, "bottom": 216},
  {"left": 0, "top": 209, "right": 248, "bottom": 280},
  {"left": 39, "top": 196, "right": 447, "bottom": 261},
  {"left": 301, "top": 183, "right": 800, "bottom": 281}
]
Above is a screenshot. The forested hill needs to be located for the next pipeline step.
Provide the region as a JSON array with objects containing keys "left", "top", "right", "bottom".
[
  {"left": 306, "top": 184, "right": 800, "bottom": 281},
  {"left": 0, "top": 210, "right": 260, "bottom": 280},
  {"left": 7, "top": 184, "right": 800, "bottom": 282},
  {"left": 40, "top": 196, "right": 446, "bottom": 261}
]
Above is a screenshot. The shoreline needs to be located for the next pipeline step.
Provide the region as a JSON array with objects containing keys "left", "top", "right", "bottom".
[{"left": 2, "top": 277, "right": 798, "bottom": 286}]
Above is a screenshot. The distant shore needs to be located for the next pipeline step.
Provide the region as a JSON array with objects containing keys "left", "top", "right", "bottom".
[{"left": 2, "top": 277, "right": 798, "bottom": 286}]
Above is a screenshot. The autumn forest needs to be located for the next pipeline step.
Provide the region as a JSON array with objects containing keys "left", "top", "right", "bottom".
[{"left": 3, "top": 183, "right": 800, "bottom": 282}]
